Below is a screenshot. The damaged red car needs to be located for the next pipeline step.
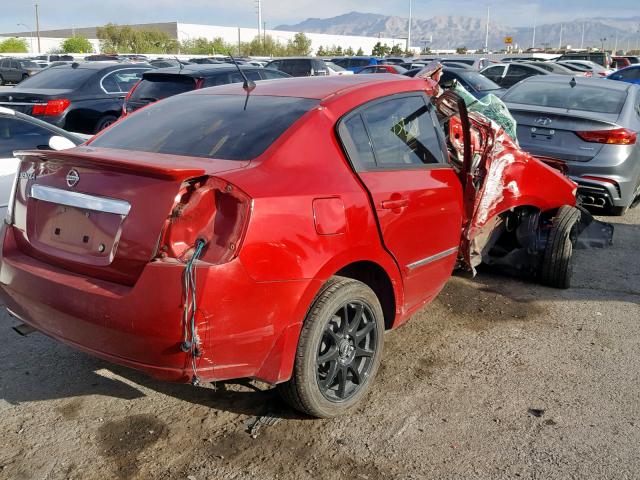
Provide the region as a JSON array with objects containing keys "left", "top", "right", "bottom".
[{"left": 0, "top": 74, "right": 611, "bottom": 418}]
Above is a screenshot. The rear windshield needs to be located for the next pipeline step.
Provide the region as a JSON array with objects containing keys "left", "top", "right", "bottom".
[
  {"left": 90, "top": 94, "right": 319, "bottom": 160},
  {"left": 18, "top": 60, "right": 39, "bottom": 68},
  {"left": 18, "top": 67, "right": 95, "bottom": 89},
  {"left": 457, "top": 71, "right": 501, "bottom": 91},
  {"left": 503, "top": 81, "right": 627, "bottom": 114},
  {"left": 130, "top": 75, "right": 196, "bottom": 102}
]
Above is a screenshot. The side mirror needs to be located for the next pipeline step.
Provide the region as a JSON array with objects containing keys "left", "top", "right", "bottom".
[{"left": 48, "top": 135, "right": 76, "bottom": 151}]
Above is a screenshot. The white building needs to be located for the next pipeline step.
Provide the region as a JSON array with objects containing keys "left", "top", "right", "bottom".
[{"left": 1, "top": 21, "right": 420, "bottom": 56}]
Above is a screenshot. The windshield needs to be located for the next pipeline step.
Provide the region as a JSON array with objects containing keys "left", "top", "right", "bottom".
[
  {"left": 90, "top": 94, "right": 319, "bottom": 160},
  {"left": 129, "top": 75, "right": 196, "bottom": 102},
  {"left": 503, "top": 81, "right": 627, "bottom": 114},
  {"left": 324, "top": 61, "right": 345, "bottom": 72},
  {"left": 18, "top": 67, "right": 95, "bottom": 89},
  {"left": 457, "top": 71, "right": 500, "bottom": 91},
  {"left": 18, "top": 60, "right": 40, "bottom": 68}
]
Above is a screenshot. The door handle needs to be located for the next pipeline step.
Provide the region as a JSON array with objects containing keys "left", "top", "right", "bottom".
[{"left": 381, "top": 198, "right": 409, "bottom": 210}]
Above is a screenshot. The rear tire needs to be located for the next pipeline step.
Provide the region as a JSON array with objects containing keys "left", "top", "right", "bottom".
[
  {"left": 94, "top": 115, "right": 118, "bottom": 133},
  {"left": 277, "top": 276, "right": 385, "bottom": 418},
  {"left": 541, "top": 206, "right": 581, "bottom": 289}
]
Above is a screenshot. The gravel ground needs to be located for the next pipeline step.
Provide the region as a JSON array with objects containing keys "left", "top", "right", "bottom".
[{"left": 0, "top": 207, "right": 638, "bottom": 480}]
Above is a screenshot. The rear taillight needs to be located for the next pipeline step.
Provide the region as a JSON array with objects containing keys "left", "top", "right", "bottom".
[
  {"left": 4, "top": 170, "right": 19, "bottom": 225},
  {"left": 157, "top": 177, "right": 251, "bottom": 264},
  {"left": 575, "top": 128, "right": 637, "bottom": 145},
  {"left": 597, "top": 72, "right": 607, "bottom": 77},
  {"left": 122, "top": 80, "right": 141, "bottom": 116},
  {"left": 583, "top": 71, "right": 593, "bottom": 77},
  {"left": 31, "top": 99, "right": 71, "bottom": 116}
]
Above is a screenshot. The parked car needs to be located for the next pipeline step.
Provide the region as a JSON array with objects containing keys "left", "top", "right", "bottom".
[
  {"left": 615, "top": 56, "right": 640, "bottom": 65},
  {"left": 0, "top": 62, "right": 152, "bottom": 134},
  {"left": 553, "top": 60, "right": 595, "bottom": 77},
  {"left": 0, "top": 106, "right": 84, "bottom": 216},
  {"left": 480, "top": 62, "right": 551, "bottom": 88},
  {"left": 556, "top": 60, "right": 612, "bottom": 77},
  {"left": 149, "top": 59, "right": 192, "bottom": 68},
  {"left": 405, "top": 66, "right": 506, "bottom": 98},
  {"left": 380, "top": 57, "right": 407, "bottom": 65},
  {"left": 556, "top": 51, "right": 612, "bottom": 69},
  {"left": 502, "top": 75, "right": 640, "bottom": 215},
  {"left": 441, "top": 57, "right": 493, "bottom": 70},
  {"left": 607, "top": 65, "right": 640, "bottom": 85},
  {"left": 1, "top": 74, "right": 599, "bottom": 419},
  {"left": 324, "top": 61, "right": 354, "bottom": 76},
  {"left": 265, "top": 57, "right": 328, "bottom": 77},
  {"left": 32, "top": 54, "right": 75, "bottom": 63},
  {"left": 0, "top": 58, "right": 41, "bottom": 85},
  {"left": 611, "top": 57, "right": 632, "bottom": 69},
  {"left": 123, "top": 64, "right": 290, "bottom": 115},
  {"left": 331, "top": 56, "right": 379, "bottom": 72},
  {"left": 356, "top": 64, "right": 407, "bottom": 74},
  {"left": 520, "top": 61, "right": 574, "bottom": 75}
]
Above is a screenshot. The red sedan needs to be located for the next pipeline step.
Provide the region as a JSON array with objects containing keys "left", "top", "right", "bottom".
[{"left": 0, "top": 74, "right": 604, "bottom": 417}]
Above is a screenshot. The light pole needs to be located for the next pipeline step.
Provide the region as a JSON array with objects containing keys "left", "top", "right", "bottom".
[
  {"left": 255, "top": 0, "right": 262, "bottom": 44},
  {"left": 17, "top": 23, "right": 34, "bottom": 53},
  {"left": 407, "top": 0, "right": 412, "bottom": 54},
  {"left": 600, "top": 37, "right": 606, "bottom": 53},
  {"left": 34, "top": 2, "right": 41, "bottom": 54},
  {"left": 485, "top": 4, "right": 490, "bottom": 52}
]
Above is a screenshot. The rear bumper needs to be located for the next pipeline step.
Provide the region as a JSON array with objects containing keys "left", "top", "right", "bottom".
[{"left": 0, "top": 226, "right": 312, "bottom": 384}]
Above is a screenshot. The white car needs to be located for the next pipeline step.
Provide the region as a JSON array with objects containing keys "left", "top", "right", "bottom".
[
  {"left": 324, "top": 61, "right": 354, "bottom": 76},
  {"left": 0, "top": 106, "right": 84, "bottom": 216}
]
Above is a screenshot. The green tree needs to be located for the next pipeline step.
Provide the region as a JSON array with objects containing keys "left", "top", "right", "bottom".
[
  {"left": 316, "top": 45, "right": 326, "bottom": 56},
  {"left": 97, "top": 23, "right": 178, "bottom": 53},
  {"left": 390, "top": 44, "right": 403, "bottom": 55},
  {"left": 456, "top": 46, "right": 468, "bottom": 54},
  {"left": 372, "top": 42, "right": 391, "bottom": 57},
  {"left": 0, "top": 37, "right": 28, "bottom": 53},
  {"left": 61, "top": 36, "right": 93, "bottom": 53},
  {"left": 287, "top": 32, "right": 312, "bottom": 56},
  {"left": 422, "top": 46, "right": 432, "bottom": 54},
  {"left": 356, "top": 47, "right": 364, "bottom": 56},
  {"left": 344, "top": 46, "right": 355, "bottom": 56}
]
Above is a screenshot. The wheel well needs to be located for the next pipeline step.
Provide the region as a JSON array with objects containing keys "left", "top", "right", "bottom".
[{"left": 335, "top": 261, "right": 396, "bottom": 330}]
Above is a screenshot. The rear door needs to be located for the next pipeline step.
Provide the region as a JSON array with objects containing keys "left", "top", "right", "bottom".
[
  {"left": 338, "top": 93, "right": 463, "bottom": 311},
  {"left": 481, "top": 65, "right": 506, "bottom": 84},
  {"left": 503, "top": 64, "right": 541, "bottom": 88}
]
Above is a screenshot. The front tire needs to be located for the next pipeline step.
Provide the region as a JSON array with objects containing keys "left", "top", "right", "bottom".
[
  {"left": 278, "top": 276, "right": 385, "bottom": 418},
  {"left": 541, "top": 206, "right": 581, "bottom": 289}
]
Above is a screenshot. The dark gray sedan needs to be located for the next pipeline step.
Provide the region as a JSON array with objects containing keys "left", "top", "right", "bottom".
[{"left": 502, "top": 76, "right": 640, "bottom": 215}]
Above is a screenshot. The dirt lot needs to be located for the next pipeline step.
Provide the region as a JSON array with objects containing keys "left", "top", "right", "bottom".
[{"left": 0, "top": 207, "right": 638, "bottom": 480}]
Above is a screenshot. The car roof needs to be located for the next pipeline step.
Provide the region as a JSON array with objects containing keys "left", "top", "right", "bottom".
[
  {"left": 518, "top": 74, "right": 633, "bottom": 91},
  {"left": 144, "top": 64, "right": 264, "bottom": 77},
  {"left": 48, "top": 62, "right": 150, "bottom": 71},
  {"left": 191, "top": 74, "right": 420, "bottom": 101}
]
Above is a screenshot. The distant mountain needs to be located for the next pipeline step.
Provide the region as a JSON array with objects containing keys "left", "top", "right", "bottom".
[{"left": 275, "top": 11, "right": 640, "bottom": 50}]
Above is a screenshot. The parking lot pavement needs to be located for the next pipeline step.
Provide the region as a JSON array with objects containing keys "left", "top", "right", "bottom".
[{"left": 0, "top": 206, "right": 638, "bottom": 480}]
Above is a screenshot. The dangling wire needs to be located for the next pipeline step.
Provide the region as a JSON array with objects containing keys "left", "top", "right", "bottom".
[{"left": 181, "top": 239, "right": 207, "bottom": 386}]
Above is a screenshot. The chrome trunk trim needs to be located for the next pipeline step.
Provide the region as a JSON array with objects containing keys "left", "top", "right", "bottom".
[{"left": 30, "top": 184, "right": 131, "bottom": 216}]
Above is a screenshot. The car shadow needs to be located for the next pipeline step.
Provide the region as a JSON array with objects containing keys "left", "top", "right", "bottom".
[{"left": 0, "top": 218, "right": 637, "bottom": 417}]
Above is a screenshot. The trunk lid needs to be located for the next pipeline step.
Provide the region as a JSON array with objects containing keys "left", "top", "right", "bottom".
[
  {"left": 510, "top": 106, "right": 621, "bottom": 162},
  {"left": 11, "top": 147, "right": 248, "bottom": 285},
  {"left": 0, "top": 89, "right": 72, "bottom": 114}
]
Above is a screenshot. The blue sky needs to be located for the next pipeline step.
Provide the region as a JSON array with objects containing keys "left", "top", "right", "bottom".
[{"left": 2, "top": 0, "right": 639, "bottom": 33}]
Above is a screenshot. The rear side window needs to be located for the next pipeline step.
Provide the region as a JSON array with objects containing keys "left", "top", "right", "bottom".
[
  {"left": 503, "top": 82, "right": 627, "bottom": 114},
  {"left": 339, "top": 95, "right": 445, "bottom": 170},
  {"left": 260, "top": 69, "right": 288, "bottom": 80},
  {"left": 90, "top": 94, "right": 319, "bottom": 160},
  {"left": 0, "top": 116, "right": 56, "bottom": 158},
  {"left": 15, "top": 67, "right": 96, "bottom": 89},
  {"left": 130, "top": 75, "right": 196, "bottom": 102},
  {"left": 101, "top": 68, "right": 149, "bottom": 93}
]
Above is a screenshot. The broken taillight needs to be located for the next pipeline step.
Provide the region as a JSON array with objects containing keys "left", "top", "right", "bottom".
[
  {"left": 156, "top": 177, "right": 252, "bottom": 264},
  {"left": 575, "top": 128, "right": 637, "bottom": 145}
]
